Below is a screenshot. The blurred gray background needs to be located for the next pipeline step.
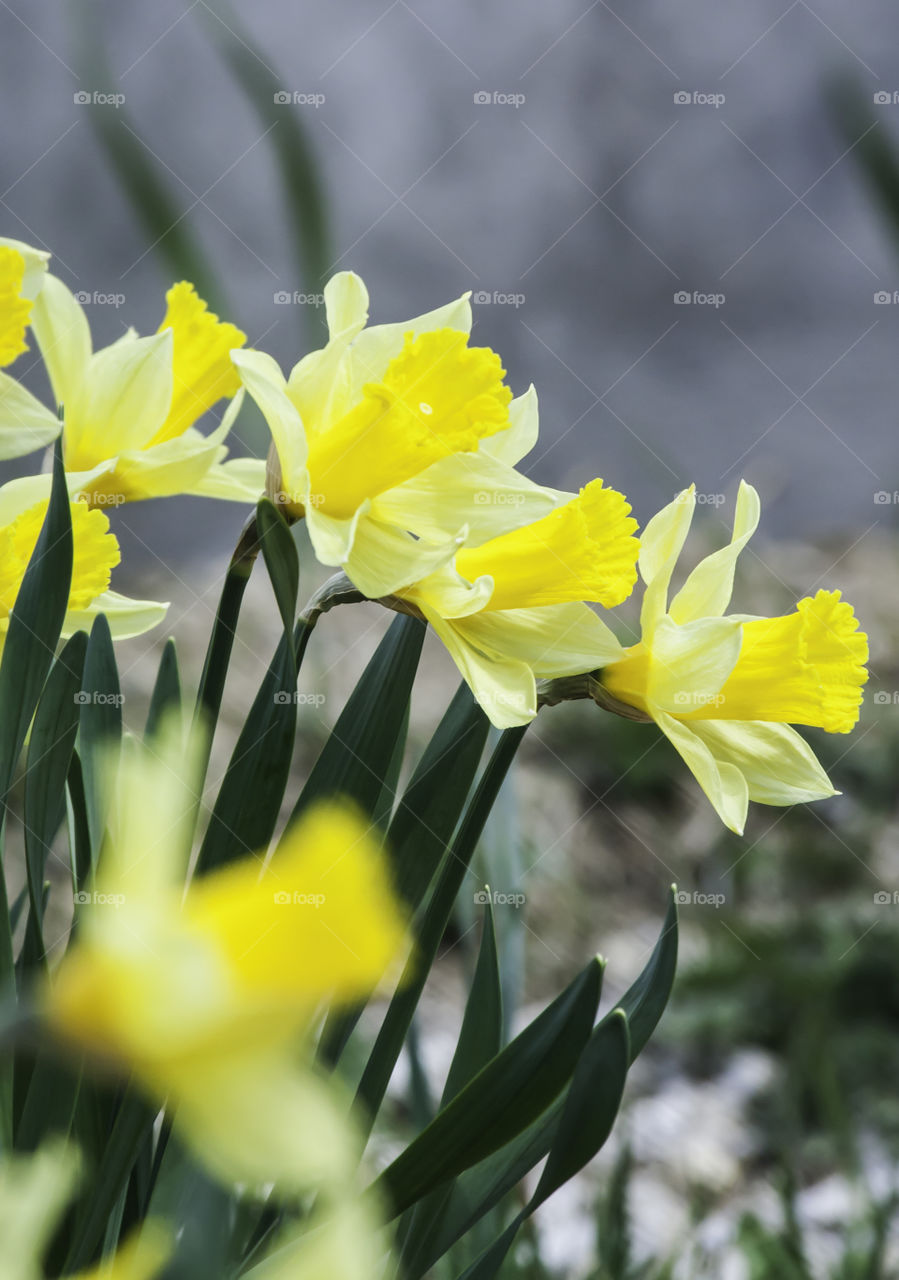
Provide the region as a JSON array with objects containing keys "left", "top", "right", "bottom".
[{"left": 2, "top": 0, "right": 899, "bottom": 563}]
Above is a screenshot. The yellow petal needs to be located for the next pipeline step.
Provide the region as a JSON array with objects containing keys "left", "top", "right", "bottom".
[
  {"left": 419, "top": 602, "right": 538, "bottom": 728},
  {"left": 185, "top": 801, "right": 407, "bottom": 1007},
  {"left": 0, "top": 371, "right": 62, "bottom": 460},
  {"left": 307, "top": 328, "right": 512, "bottom": 518},
  {"left": 688, "top": 720, "right": 837, "bottom": 806},
  {"left": 638, "top": 486, "right": 695, "bottom": 638},
  {"left": 686, "top": 589, "right": 868, "bottom": 732},
  {"left": 66, "top": 332, "right": 173, "bottom": 469},
  {"left": 455, "top": 478, "right": 639, "bottom": 611},
  {"left": 29, "top": 274, "right": 92, "bottom": 418},
  {"left": 0, "top": 246, "right": 32, "bottom": 368},
  {"left": 655, "top": 710, "right": 749, "bottom": 834},
  {"left": 152, "top": 281, "right": 246, "bottom": 444},
  {"left": 668, "top": 481, "right": 760, "bottom": 624}
]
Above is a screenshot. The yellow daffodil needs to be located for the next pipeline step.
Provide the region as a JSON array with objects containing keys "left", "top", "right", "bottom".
[
  {"left": 44, "top": 722, "right": 408, "bottom": 1194},
  {"left": 397, "top": 478, "right": 638, "bottom": 727},
  {"left": 233, "top": 271, "right": 561, "bottom": 598},
  {"left": 0, "top": 1141, "right": 170, "bottom": 1280},
  {"left": 7, "top": 276, "right": 265, "bottom": 505},
  {"left": 600, "top": 482, "right": 868, "bottom": 834},
  {"left": 0, "top": 237, "right": 62, "bottom": 462},
  {"left": 0, "top": 478, "right": 167, "bottom": 644}
]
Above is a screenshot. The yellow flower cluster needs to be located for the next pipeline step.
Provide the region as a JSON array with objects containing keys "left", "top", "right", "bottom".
[{"left": 0, "top": 242, "right": 868, "bottom": 834}]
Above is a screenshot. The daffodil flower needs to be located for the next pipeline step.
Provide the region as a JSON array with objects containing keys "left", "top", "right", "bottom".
[
  {"left": 7, "top": 277, "right": 265, "bottom": 505},
  {"left": 233, "top": 271, "right": 561, "bottom": 598},
  {"left": 45, "top": 724, "right": 408, "bottom": 1194},
  {"left": 398, "top": 478, "right": 639, "bottom": 727},
  {"left": 599, "top": 482, "right": 868, "bottom": 834},
  {"left": 0, "top": 237, "right": 62, "bottom": 462},
  {"left": 0, "top": 1141, "right": 171, "bottom": 1280},
  {"left": 0, "top": 479, "right": 167, "bottom": 645}
]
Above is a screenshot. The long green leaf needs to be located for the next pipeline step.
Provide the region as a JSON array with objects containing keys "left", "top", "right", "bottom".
[
  {"left": 0, "top": 442, "right": 71, "bottom": 1147},
  {"left": 318, "top": 686, "right": 488, "bottom": 1067},
  {"left": 374, "top": 955, "right": 602, "bottom": 1219},
  {"left": 354, "top": 726, "right": 525, "bottom": 1128},
  {"left": 145, "top": 639, "right": 181, "bottom": 739},
  {"left": 404, "top": 891, "right": 678, "bottom": 1276},
  {"left": 21, "top": 633, "right": 88, "bottom": 972},
  {"left": 289, "top": 613, "right": 425, "bottom": 823},
  {"left": 78, "top": 615, "right": 123, "bottom": 863}
]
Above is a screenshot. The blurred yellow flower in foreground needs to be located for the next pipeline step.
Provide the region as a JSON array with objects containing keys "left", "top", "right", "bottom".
[
  {"left": 45, "top": 722, "right": 408, "bottom": 1194},
  {"left": 0, "top": 1142, "right": 170, "bottom": 1280},
  {"left": 0, "top": 481, "right": 167, "bottom": 644},
  {"left": 0, "top": 237, "right": 62, "bottom": 462},
  {"left": 5, "top": 276, "right": 265, "bottom": 505},
  {"left": 234, "top": 270, "right": 560, "bottom": 598},
  {"left": 600, "top": 482, "right": 868, "bottom": 834},
  {"left": 400, "top": 479, "right": 639, "bottom": 727}
]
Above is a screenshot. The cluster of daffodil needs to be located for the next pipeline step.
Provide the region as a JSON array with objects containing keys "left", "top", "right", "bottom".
[
  {"left": 0, "top": 233, "right": 871, "bottom": 1277},
  {"left": 0, "top": 236, "right": 869, "bottom": 837}
]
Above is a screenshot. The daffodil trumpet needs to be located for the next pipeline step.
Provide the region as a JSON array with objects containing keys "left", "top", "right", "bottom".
[{"left": 233, "top": 269, "right": 566, "bottom": 600}]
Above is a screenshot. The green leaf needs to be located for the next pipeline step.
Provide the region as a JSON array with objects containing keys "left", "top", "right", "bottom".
[
  {"left": 403, "top": 890, "right": 678, "bottom": 1277},
  {"left": 0, "top": 441, "right": 73, "bottom": 806},
  {"left": 64, "top": 1090, "right": 157, "bottom": 1271},
  {"left": 69, "top": 0, "right": 227, "bottom": 311},
  {"left": 256, "top": 498, "right": 299, "bottom": 640},
  {"left": 389, "top": 685, "right": 489, "bottom": 913},
  {"left": 145, "top": 639, "right": 181, "bottom": 739},
  {"left": 354, "top": 726, "right": 526, "bottom": 1130},
  {"left": 374, "top": 954, "right": 602, "bottom": 1218},
  {"left": 21, "top": 634, "right": 87, "bottom": 972},
  {"left": 442, "top": 904, "right": 503, "bottom": 1106},
  {"left": 0, "top": 441, "right": 71, "bottom": 1148},
  {"left": 78, "top": 614, "right": 123, "bottom": 863},
  {"left": 289, "top": 613, "right": 425, "bottom": 822},
  {"left": 318, "top": 685, "right": 488, "bottom": 1067},
  {"left": 196, "top": 631, "right": 298, "bottom": 875},
  {"left": 398, "top": 903, "right": 503, "bottom": 1269},
  {"left": 195, "top": 517, "right": 259, "bottom": 728},
  {"left": 199, "top": 0, "right": 332, "bottom": 337},
  {"left": 532, "top": 1009, "right": 630, "bottom": 1205},
  {"left": 615, "top": 886, "right": 679, "bottom": 1062}
]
